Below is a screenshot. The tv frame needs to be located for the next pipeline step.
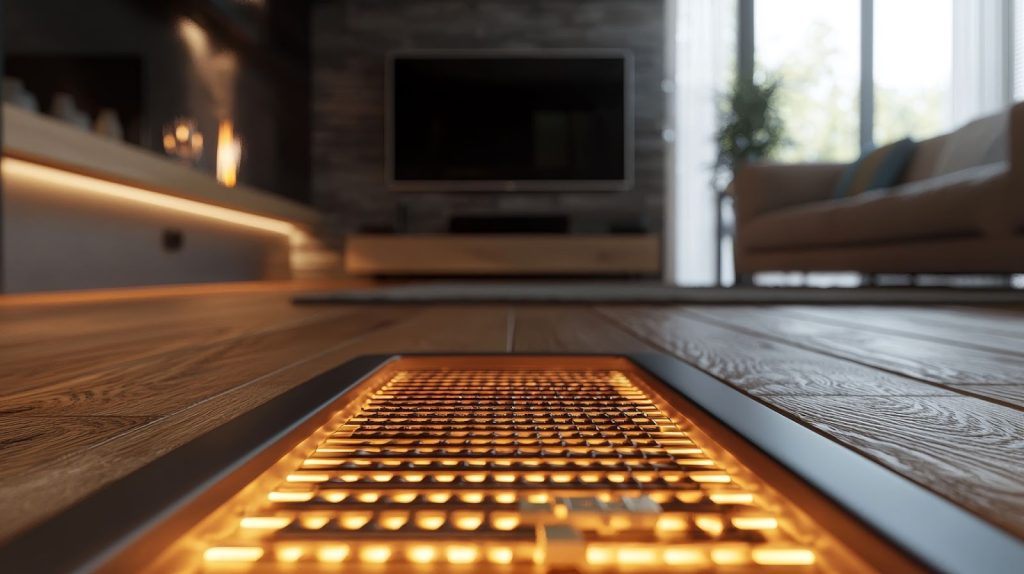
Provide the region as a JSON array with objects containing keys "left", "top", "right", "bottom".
[{"left": 386, "top": 49, "right": 636, "bottom": 193}]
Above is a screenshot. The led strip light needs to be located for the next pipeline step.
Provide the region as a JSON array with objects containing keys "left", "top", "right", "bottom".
[
  {"left": 1, "top": 355, "right": 1021, "bottom": 574},
  {"left": 2, "top": 157, "right": 298, "bottom": 236}
]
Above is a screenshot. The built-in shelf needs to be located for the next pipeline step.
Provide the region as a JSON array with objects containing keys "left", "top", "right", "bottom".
[{"left": 1, "top": 104, "right": 319, "bottom": 227}]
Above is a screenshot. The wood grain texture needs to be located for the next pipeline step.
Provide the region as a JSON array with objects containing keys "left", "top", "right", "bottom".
[
  {"left": 688, "top": 306, "right": 1024, "bottom": 388},
  {"left": 1, "top": 289, "right": 1023, "bottom": 550},
  {"left": 598, "top": 306, "right": 952, "bottom": 396},
  {"left": 940, "top": 306, "right": 1024, "bottom": 337},
  {"left": 0, "top": 298, "right": 356, "bottom": 397},
  {"left": 0, "top": 304, "right": 510, "bottom": 542},
  {"left": 512, "top": 306, "right": 657, "bottom": 353},
  {"left": 776, "top": 305, "right": 1024, "bottom": 357},
  {"left": 960, "top": 385, "right": 1024, "bottom": 410},
  {"left": 765, "top": 395, "right": 1024, "bottom": 538},
  {"left": 0, "top": 415, "right": 154, "bottom": 481},
  {"left": 1, "top": 309, "right": 405, "bottom": 415}
]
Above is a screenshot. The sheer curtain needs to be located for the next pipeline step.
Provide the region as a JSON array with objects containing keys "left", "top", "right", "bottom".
[
  {"left": 667, "top": 0, "right": 735, "bottom": 286},
  {"left": 1016, "top": 0, "right": 1024, "bottom": 100},
  {"left": 952, "top": 0, "right": 1013, "bottom": 125}
]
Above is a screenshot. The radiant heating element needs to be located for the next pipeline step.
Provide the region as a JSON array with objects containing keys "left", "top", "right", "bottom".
[
  {"left": 137, "top": 356, "right": 896, "bottom": 574},
  {"left": 193, "top": 368, "right": 813, "bottom": 571},
  {"left": 2, "top": 355, "right": 1020, "bottom": 574}
]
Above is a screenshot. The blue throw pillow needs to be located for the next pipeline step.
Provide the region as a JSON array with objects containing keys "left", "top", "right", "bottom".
[{"left": 834, "top": 138, "right": 917, "bottom": 198}]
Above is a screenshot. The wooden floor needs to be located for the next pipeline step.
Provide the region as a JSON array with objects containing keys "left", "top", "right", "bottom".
[{"left": 1, "top": 283, "right": 1023, "bottom": 548}]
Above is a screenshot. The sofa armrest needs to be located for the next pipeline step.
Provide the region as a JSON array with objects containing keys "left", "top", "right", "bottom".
[
  {"left": 733, "top": 163, "right": 846, "bottom": 225},
  {"left": 1009, "top": 103, "right": 1024, "bottom": 227},
  {"left": 1010, "top": 102, "right": 1024, "bottom": 181}
]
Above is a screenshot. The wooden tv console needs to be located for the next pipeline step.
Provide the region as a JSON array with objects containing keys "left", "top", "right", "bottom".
[{"left": 344, "top": 233, "right": 660, "bottom": 276}]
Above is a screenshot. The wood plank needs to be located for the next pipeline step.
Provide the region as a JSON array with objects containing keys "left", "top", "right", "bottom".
[
  {"left": 777, "top": 305, "right": 1024, "bottom": 357},
  {"left": 0, "top": 291, "right": 310, "bottom": 345},
  {"left": 598, "top": 306, "right": 952, "bottom": 396},
  {"left": 899, "top": 306, "right": 1024, "bottom": 339},
  {"left": 512, "top": 306, "right": 657, "bottom": 353},
  {"left": 0, "top": 305, "right": 510, "bottom": 542},
  {"left": 0, "top": 415, "right": 154, "bottom": 482},
  {"left": 764, "top": 395, "right": 1024, "bottom": 539},
  {"left": 0, "top": 279, "right": 367, "bottom": 308},
  {"left": 0, "top": 298, "right": 354, "bottom": 396},
  {"left": 0, "top": 308, "right": 405, "bottom": 415},
  {"left": 962, "top": 386, "right": 1024, "bottom": 410},
  {"left": 688, "top": 306, "right": 1024, "bottom": 390}
]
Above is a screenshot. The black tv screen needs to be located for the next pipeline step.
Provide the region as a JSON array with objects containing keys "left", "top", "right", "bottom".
[{"left": 390, "top": 53, "right": 633, "bottom": 191}]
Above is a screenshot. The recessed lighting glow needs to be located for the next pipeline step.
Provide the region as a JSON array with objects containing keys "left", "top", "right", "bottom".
[{"left": 3, "top": 158, "right": 296, "bottom": 236}]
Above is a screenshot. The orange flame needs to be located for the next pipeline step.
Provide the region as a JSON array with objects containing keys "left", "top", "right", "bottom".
[{"left": 216, "top": 120, "right": 241, "bottom": 188}]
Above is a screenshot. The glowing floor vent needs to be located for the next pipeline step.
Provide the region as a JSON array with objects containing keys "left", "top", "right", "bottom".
[
  {"left": 2, "top": 355, "right": 1018, "bottom": 573},
  {"left": 199, "top": 367, "right": 812, "bottom": 571}
]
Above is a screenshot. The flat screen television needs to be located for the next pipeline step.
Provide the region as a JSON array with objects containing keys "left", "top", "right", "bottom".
[{"left": 388, "top": 51, "right": 634, "bottom": 191}]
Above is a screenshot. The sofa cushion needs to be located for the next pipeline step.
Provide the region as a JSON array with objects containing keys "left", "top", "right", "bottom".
[
  {"left": 742, "top": 163, "right": 1010, "bottom": 251},
  {"left": 902, "top": 135, "right": 948, "bottom": 182},
  {"left": 834, "top": 138, "right": 917, "bottom": 198},
  {"left": 934, "top": 110, "right": 1008, "bottom": 176}
]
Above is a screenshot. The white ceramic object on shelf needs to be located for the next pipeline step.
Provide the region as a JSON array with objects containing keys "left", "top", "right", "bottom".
[
  {"left": 51, "top": 92, "right": 91, "bottom": 131},
  {"left": 2, "top": 77, "right": 40, "bottom": 112},
  {"left": 94, "top": 108, "right": 125, "bottom": 141}
]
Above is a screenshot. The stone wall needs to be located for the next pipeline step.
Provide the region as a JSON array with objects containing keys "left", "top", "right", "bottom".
[{"left": 312, "top": 0, "right": 668, "bottom": 235}]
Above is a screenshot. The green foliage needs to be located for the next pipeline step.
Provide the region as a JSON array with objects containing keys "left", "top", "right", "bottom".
[
  {"left": 765, "top": 21, "right": 858, "bottom": 163},
  {"left": 714, "top": 76, "right": 785, "bottom": 183}
]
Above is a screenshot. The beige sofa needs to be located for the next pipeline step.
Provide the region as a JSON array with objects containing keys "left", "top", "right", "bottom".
[{"left": 733, "top": 102, "right": 1024, "bottom": 278}]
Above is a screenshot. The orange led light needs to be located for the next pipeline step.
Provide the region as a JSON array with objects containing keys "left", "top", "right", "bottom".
[
  {"left": 239, "top": 516, "right": 290, "bottom": 530},
  {"left": 733, "top": 515, "right": 779, "bottom": 530},
  {"left": 407, "top": 545, "right": 437, "bottom": 564},
  {"left": 203, "top": 546, "right": 263, "bottom": 562},
  {"left": 299, "top": 515, "right": 330, "bottom": 530},
  {"left": 316, "top": 545, "right": 349, "bottom": 563},
  {"left": 359, "top": 545, "right": 391, "bottom": 564},
  {"left": 752, "top": 546, "right": 817, "bottom": 566},
  {"left": 487, "top": 546, "right": 515, "bottom": 565},
  {"left": 267, "top": 491, "right": 313, "bottom": 503},
  {"left": 445, "top": 544, "right": 478, "bottom": 564}
]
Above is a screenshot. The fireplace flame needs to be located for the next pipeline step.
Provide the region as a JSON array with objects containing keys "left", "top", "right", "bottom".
[{"left": 217, "top": 120, "right": 241, "bottom": 188}]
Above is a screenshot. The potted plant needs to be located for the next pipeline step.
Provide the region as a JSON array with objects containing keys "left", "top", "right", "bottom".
[
  {"left": 714, "top": 76, "right": 785, "bottom": 189},
  {"left": 712, "top": 76, "right": 785, "bottom": 284}
]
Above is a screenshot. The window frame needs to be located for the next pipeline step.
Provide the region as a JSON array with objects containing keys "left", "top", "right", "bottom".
[{"left": 740, "top": 0, "right": 1016, "bottom": 154}]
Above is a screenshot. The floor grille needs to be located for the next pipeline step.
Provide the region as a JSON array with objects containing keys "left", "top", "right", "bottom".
[{"left": 187, "top": 366, "right": 821, "bottom": 572}]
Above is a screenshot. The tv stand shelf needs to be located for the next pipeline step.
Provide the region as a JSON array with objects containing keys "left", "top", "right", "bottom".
[{"left": 344, "top": 234, "right": 659, "bottom": 277}]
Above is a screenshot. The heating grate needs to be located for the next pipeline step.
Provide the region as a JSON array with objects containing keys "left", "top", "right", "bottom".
[
  {"left": 1, "top": 355, "right": 1020, "bottom": 574},
  {"left": 197, "top": 367, "right": 814, "bottom": 571}
]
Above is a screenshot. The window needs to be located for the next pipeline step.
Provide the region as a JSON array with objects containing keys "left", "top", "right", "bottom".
[
  {"left": 874, "top": 0, "right": 954, "bottom": 143},
  {"left": 670, "top": 0, "right": 1020, "bottom": 286},
  {"left": 754, "top": 0, "right": 860, "bottom": 161}
]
